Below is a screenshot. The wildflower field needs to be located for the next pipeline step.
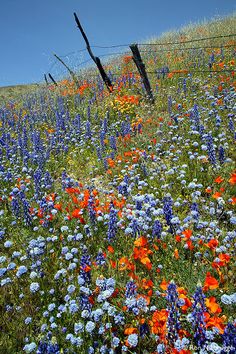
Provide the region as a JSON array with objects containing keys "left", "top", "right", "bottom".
[{"left": 0, "top": 15, "right": 236, "bottom": 354}]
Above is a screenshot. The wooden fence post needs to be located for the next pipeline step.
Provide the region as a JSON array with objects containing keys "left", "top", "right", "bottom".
[
  {"left": 54, "top": 53, "right": 80, "bottom": 88},
  {"left": 73, "top": 12, "right": 113, "bottom": 92},
  {"left": 48, "top": 73, "right": 58, "bottom": 86},
  {"left": 44, "top": 74, "right": 49, "bottom": 85},
  {"left": 130, "top": 44, "right": 154, "bottom": 104}
]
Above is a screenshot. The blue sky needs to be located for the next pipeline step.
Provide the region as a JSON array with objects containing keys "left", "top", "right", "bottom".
[{"left": 0, "top": 0, "right": 235, "bottom": 87}]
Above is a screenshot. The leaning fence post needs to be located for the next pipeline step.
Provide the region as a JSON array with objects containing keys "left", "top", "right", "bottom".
[
  {"left": 54, "top": 54, "right": 80, "bottom": 88},
  {"left": 73, "top": 12, "right": 113, "bottom": 92},
  {"left": 44, "top": 74, "right": 49, "bottom": 85},
  {"left": 48, "top": 73, "right": 58, "bottom": 86},
  {"left": 130, "top": 44, "right": 154, "bottom": 104}
]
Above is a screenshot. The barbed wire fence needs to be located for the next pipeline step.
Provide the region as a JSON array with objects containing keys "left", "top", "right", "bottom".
[{"left": 41, "top": 31, "right": 236, "bottom": 101}]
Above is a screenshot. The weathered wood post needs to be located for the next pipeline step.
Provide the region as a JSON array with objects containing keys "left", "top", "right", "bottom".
[
  {"left": 44, "top": 74, "right": 49, "bottom": 85},
  {"left": 130, "top": 44, "right": 154, "bottom": 104},
  {"left": 48, "top": 73, "right": 58, "bottom": 86},
  {"left": 53, "top": 54, "right": 80, "bottom": 88},
  {"left": 73, "top": 12, "right": 113, "bottom": 92}
]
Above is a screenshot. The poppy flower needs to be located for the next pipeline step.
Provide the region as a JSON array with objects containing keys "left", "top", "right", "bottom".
[
  {"left": 150, "top": 309, "right": 168, "bottom": 337},
  {"left": 214, "top": 176, "right": 224, "bottom": 184},
  {"left": 174, "top": 249, "right": 179, "bottom": 259},
  {"left": 205, "top": 314, "right": 226, "bottom": 334},
  {"left": 134, "top": 236, "right": 148, "bottom": 247},
  {"left": 228, "top": 172, "right": 236, "bottom": 185},
  {"left": 71, "top": 209, "right": 82, "bottom": 218},
  {"left": 124, "top": 327, "right": 138, "bottom": 335},
  {"left": 110, "top": 260, "right": 116, "bottom": 269},
  {"left": 175, "top": 235, "right": 181, "bottom": 242},
  {"left": 205, "top": 187, "right": 212, "bottom": 194},
  {"left": 107, "top": 245, "right": 114, "bottom": 254},
  {"left": 207, "top": 239, "right": 219, "bottom": 250},
  {"left": 160, "top": 279, "right": 169, "bottom": 291},
  {"left": 203, "top": 272, "right": 219, "bottom": 291},
  {"left": 206, "top": 297, "right": 222, "bottom": 314},
  {"left": 182, "top": 229, "right": 192, "bottom": 240},
  {"left": 230, "top": 196, "right": 236, "bottom": 205},
  {"left": 212, "top": 192, "right": 222, "bottom": 199}
]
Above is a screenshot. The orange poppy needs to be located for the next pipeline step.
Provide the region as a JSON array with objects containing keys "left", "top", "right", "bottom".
[
  {"left": 134, "top": 236, "right": 148, "bottom": 247},
  {"left": 206, "top": 297, "right": 222, "bottom": 314},
  {"left": 214, "top": 176, "right": 224, "bottom": 184},
  {"left": 182, "top": 229, "right": 192, "bottom": 240},
  {"left": 205, "top": 313, "right": 226, "bottom": 334},
  {"left": 160, "top": 279, "right": 169, "bottom": 291},
  {"left": 71, "top": 209, "right": 82, "bottom": 218},
  {"left": 203, "top": 272, "right": 219, "bottom": 291},
  {"left": 107, "top": 245, "right": 114, "bottom": 254},
  {"left": 118, "top": 257, "right": 130, "bottom": 271},
  {"left": 205, "top": 187, "right": 212, "bottom": 194},
  {"left": 150, "top": 309, "right": 168, "bottom": 337},
  {"left": 174, "top": 249, "right": 179, "bottom": 259},
  {"left": 212, "top": 192, "right": 221, "bottom": 199},
  {"left": 229, "top": 172, "right": 236, "bottom": 185},
  {"left": 124, "top": 327, "right": 138, "bottom": 335},
  {"left": 207, "top": 239, "right": 219, "bottom": 250}
]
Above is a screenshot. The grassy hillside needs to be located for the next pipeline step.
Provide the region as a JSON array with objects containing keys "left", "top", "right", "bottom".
[
  {"left": 0, "top": 83, "right": 40, "bottom": 106},
  {"left": 0, "top": 14, "right": 236, "bottom": 354}
]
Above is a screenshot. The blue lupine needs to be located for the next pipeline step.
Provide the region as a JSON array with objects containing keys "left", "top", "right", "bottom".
[
  {"left": 125, "top": 281, "right": 137, "bottom": 298},
  {"left": 166, "top": 282, "right": 181, "bottom": 345},
  {"left": 96, "top": 146, "right": 102, "bottom": 160},
  {"left": 103, "top": 157, "right": 108, "bottom": 171},
  {"left": 168, "top": 96, "right": 172, "bottom": 117},
  {"left": 96, "top": 250, "right": 106, "bottom": 266},
  {"left": 191, "top": 202, "right": 199, "bottom": 222},
  {"left": 85, "top": 120, "right": 92, "bottom": 139},
  {"left": 218, "top": 145, "right": 225, "bottom": 164},
  {"left": 80, "top": 247, "right": 91, "bottom": 285},
  {"left": 199, "top": 124, "right": 205, "bottom": 138},
  {"left": 228, "top": 117, "right": 234, "bottom": 132},
  {"left": 206, "top": 133, "right": 216, "bottom": 166},
  {"left": 44, "top": 171, "right": 53, "bottom": 189},
  {"left": 103, "top": 115, "right": 108, "bottom": 134},
  {"left": 138, "top": 123, "right": 142, "bottom": 134},
  {"left": 107, "top": 203, "right": 117, "bottom": 242},
  {"left": 152, "top": 219, "right": 162, "bottom": 239},
  {"left": 34, "top": 168, "right": 42, "bottom": 196},
  {"left": 88, "top": 193, "right": 96, "bottom": 226},
  {"left": 100, "top": 130, "right": 106, "bottom": 152},
  {"left": 193, "top": 104, "right": 200, "bottom": 131},
  {"left": 215, "top": 114, "right": 221, "bottom": 128},
  {"left": 191, "top": 285, "right": 207, "bottom": 348},
  {"left": 221, "top": 322, "right": 236, "bottom": 354},
  {"left": 11, "top": 197, "right": 21, "bottom": 218},
  {"left": 130, "top": 218, "right": 140, "bottom": 237},
  {"left": 140, "top": 322, "right": 150, "bottom": 338},
  {"left": 183, "top": 78, "right": 187, "bottom": 95},
  {"left": 87, "top": 105, "right": 91, "bottom": 120},
  {"left": 22, "top": 198, "right": 32, "bottom": 226},
  {"left": 110, "top": 135, "right": 117, "bottom": 151},
  {"left": 163, "top": 196, "right": 174, "bottom": 232}
]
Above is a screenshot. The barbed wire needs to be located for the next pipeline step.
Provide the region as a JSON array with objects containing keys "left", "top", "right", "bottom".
[
  {"left": 48, "top": 68, "right": 234, "bottom": 82},
  {"left": 45, "top": 32, "right": 236, "bottom": 83},
  {"left": 47, "top": 42, "right": 235, "bottom": 75},
  {"left": 90, "top": 33, "right": 236, "bottom": 49},
  {"left": 49, "top": 33, "right": 236, "bottom": 60},
  {"left": 139, "top": 43, "right": 236, "bottom": 53}
]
